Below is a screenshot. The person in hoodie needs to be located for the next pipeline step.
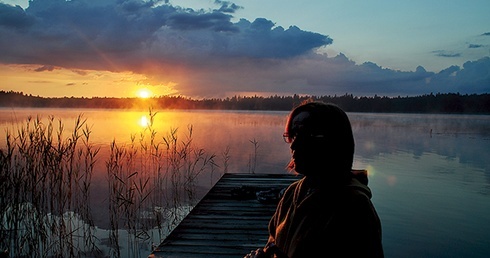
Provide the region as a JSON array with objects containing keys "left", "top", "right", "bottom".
[{"left": 245, "top": 101, "right": 384, "bottom": 258}]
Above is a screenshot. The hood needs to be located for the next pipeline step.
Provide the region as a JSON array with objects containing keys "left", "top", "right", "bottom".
[{"left": 348, "top": 169, "right": 372, "bottom": 199}]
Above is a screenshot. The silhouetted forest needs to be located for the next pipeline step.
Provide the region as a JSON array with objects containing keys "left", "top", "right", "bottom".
[{"left": 1, "top": 90, "right": 489, "bottom": 114}]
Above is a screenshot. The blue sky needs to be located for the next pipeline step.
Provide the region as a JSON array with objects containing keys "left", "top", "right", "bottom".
[
  {"left": 182, "top": 0, "right": 490, "bottom": 72},
  {"left": 0, "top": 0, "right": 489, "bottom": 98}
]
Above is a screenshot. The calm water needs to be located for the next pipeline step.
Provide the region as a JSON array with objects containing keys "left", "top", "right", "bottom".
[{"left": 1, "top": 108, "right": 489, "bottom": 258}]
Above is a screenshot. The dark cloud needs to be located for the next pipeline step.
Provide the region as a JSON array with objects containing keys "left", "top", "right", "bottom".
[
  {"left": 0, "top": 3, "right": 35, "bottom": 29},
  {"left": 166, "top": 11, "right": 237, "bottom": 32},
  {"left": 451, "top": 57, "right": 490, "bottom": 93},
  {"left": 34, "top": 65, "right": 56, "bottom": 72},
  {"left": 468, "top": 44, "right": 483, "bottom": 49},
  {"left": 432, "top": 50, "right": 461, "bottom": 58},
  {"left": 0, "top": 0, "right": 330, "bottom": 69},
  {"left": 226, "top": 18, "right": 332, "bottom": 58},
  {"left": 214, "top": 0, "right": 243, "bottom": 13}
]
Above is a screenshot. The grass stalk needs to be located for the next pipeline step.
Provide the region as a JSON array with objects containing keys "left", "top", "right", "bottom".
[{"left": 1, "top": 109, "right": 229, "bottom": 257}]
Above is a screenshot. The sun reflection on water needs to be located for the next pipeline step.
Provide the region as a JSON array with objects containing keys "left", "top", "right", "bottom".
[{"left": 139, "top": 115, "right": 150, "bottom": 127}]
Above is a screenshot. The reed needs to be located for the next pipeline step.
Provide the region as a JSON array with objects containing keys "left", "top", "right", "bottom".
[
  {"left": 248, "top": 138, "right": 259, "bottom": 174},
  {"left": 105, "top": 109, "right": 221, "bottom": 258},
  {"left": 0, "top": 109, "right": 222, "bottom": 258},
  {"left": 0, "top": 115, "right": 101, "bottom": 257}
]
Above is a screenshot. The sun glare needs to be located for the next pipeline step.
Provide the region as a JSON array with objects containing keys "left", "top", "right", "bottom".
[{"left": 137, "top": 89, "right": 151, "bottom": 98}]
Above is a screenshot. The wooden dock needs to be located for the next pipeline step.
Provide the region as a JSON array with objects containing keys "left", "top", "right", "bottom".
[{"left": 149, "top": 173, "right": 301, "bottom": 258}]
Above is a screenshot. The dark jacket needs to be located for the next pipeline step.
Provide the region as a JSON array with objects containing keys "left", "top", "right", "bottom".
[{"left": 266, "top": 171, "right": 384, "bottom": 258}]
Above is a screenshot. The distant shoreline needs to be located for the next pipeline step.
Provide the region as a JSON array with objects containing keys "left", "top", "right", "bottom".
[{"left": 1, "top": 91, "right": 489, "bottom": 114}]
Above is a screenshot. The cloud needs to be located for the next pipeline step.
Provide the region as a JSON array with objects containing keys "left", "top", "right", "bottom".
[
  {"left": 420, "top": 57, "right": 490, "bottom": 94},
  {"left": 34, "top": 65, "right": 56, "bottom": 72},
  {"left": 0, "top": 0, "right": 330, "bottom": 66},
  {"left": 214, "top": 0, "right": 243, "bottom": 13},
  {"left": 166, "top": 10, "right": 238, "bottom": 32},
  {"left": 468, "top": 44, "right": 483, "bottom": 49},
  {"left": 451, "top": 57, "right": 490, "bottom": 93},
  {"left": 0, "top": 3, "right": 34, "bottom": 29},
  {"left": 0, "top": 0, "right": 488, "bottom": 98},
  {"left": 432, "top": 50, "right": 461, "bottom": 58}
]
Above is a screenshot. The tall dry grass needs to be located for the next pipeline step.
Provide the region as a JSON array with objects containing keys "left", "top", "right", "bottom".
[
  {"left": 0, "top": 115, "right": 101, "bottom": 257},
  {"left": 0, "top": 109, "right": 224, "bottom": 258}
]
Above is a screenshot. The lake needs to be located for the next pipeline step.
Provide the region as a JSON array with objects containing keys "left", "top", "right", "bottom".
[{"left": 1, "top": 108, "right": 489, "bottom": 258}]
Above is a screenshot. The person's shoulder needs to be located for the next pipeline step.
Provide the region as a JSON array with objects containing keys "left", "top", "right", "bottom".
[
  {"left": 338, "top": 179, "right": 376, "bottom": 215},
  {"left": 344, "top": 177, "right": 373, "bottom": 200},
  {"left": 285, "top": 178, "right": 302, "bottom": 191},
  {"left": 281, "top": 177, "right": 303, "bottom": 197}
]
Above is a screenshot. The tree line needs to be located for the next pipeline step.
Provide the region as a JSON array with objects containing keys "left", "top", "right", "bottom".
[{"left": 1, "top": 90, "right": 489, "bottom": 114}]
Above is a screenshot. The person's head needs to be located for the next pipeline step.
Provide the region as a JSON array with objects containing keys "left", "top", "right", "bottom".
[{"left": 283, "top": 101, "right": 354, "bottom": 179}]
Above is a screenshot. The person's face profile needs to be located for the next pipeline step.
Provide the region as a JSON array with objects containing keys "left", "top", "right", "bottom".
[
  {"left": 287, "top": 111, "right": 327, "bottom": 145},
  {"left": 287, "top": 111, "right": 328, "bottom": 174}
]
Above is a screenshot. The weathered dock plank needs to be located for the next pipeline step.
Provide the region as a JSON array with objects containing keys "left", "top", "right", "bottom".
[{"left": 149, "top": 173, "right": 300, "bottom": 258}]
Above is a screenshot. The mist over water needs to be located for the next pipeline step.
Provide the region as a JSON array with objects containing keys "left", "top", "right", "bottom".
[{"left": 1, "top": 108, "right": 489, "bottom": 257}]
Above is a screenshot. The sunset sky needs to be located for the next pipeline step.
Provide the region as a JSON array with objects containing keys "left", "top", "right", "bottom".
[{"left": 1, "top": 0, "right": 489, "bottom": 98}]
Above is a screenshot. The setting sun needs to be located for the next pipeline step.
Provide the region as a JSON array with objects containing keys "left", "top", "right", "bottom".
[{"left": 137, "top": 89, "right": 152, "bottom": 98}]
